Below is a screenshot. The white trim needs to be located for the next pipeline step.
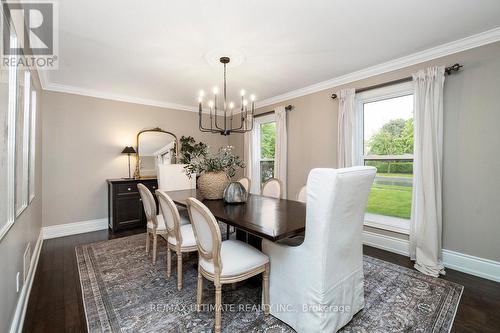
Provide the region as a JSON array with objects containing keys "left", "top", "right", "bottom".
[
  {"left": 364, "top": 214, "right": 410, "bottom": 235},
  {"left": 43, "top": 82, "right": 199, "bottom": 112},
  {"left": 362, "top": 230, "right": 500, "bottom": 283},
  {"left": 442, "top": 249, "right": 500, "bottom": 283},
  {"left": 251, "top": 113, "right": 276, "bottom": 194},
  {"left": 42, "top": 218, "right": 108, "bottom": 240},
  {"left": 257, "top": 27, "right": 500, "bottom": 108},
  {"left": 9, "top": 230, "right": 43, "bottom": 333},
  {"left": 36, "top": 27, "right": 500, "bottom": 113}
]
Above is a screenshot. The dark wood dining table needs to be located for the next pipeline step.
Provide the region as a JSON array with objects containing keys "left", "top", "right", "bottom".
[{"left": 164, "top": 189, "right": 306, "bottom": 242}]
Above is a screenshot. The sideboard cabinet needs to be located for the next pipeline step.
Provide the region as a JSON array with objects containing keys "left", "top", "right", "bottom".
[{"left": 107, "top": 178, "right": 158, "bottom": 232}]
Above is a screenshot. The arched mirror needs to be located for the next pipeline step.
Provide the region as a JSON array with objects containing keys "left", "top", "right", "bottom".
[{"left": 134, "top": 128, "right": 178, "bottom": 178}]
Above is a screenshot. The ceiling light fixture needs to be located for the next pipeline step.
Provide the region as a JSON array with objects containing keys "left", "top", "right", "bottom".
[{"left": 197, "top": 57, "right": 255, "bottom": 136}]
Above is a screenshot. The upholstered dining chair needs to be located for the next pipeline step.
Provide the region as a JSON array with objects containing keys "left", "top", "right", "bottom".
[
  {"left": 237, "top": 177, "right": 251, "bottom": 193},
  {"left": 186, "top": 197, "right": 270, "bottom": 333},
  {"left": 296, "top": 185, "right": 307, "bottom": 203},
  {"left": 138, "top": 183, "right": 167, "bottom": 265},
  {"left": 261, "top": 178, "right": 282, "bottom": 199},
  {"left": 156, "top": 190, "right": 196, "bottom": 290},
  {"left": 157, "top": 163, "right": 196, "bottom": 225},
  {"left": 262, "top": 167, "right": 376, "bottom": 332}
]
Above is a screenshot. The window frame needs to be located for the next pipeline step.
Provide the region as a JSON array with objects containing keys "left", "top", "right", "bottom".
[
  {"left": 355, "top": 81, "right": 414, "bottom": 234},
  {"left": 251, "top": 113, "right": 276, "bottom": 194}
]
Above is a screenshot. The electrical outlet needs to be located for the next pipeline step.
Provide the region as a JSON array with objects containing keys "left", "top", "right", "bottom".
[{"left": 16, "top": 272, "right": 21, "bottom": 293}]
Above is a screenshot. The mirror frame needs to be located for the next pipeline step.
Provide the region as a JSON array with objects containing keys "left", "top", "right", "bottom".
[{"left": 134, "top": 127, "right": 179, "bottom": 179}]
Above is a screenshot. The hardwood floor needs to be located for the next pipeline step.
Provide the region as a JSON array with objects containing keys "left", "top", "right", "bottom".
[{"left": 23, "top": 228, "right": 500, "bottom": 333}]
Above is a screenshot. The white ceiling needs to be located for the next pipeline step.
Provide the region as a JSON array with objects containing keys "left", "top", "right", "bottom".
[{"left": 44, "top": 0, "right": 500, "bottom": 110}]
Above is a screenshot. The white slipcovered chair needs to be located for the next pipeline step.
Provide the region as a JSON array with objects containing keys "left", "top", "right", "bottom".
[
  {"left": 261, "top": 178, "right": 282, "bottom": 199},
  {"left": 138, "top": 183, "right": 167, "bottom": 265},
  {"left": 296, "top": 185, "right": 307, "bottom": 203},
  {"left": 156, "top": 190, "right": 196, "bottom": 290},
  {"left": 157, "top": 163, "right": 196, "bottom": 225},
  {"left": 186, "top": 197, "right": 270, "bottom": 333},
  {"left": 262, "top": 167, "right": 376, "bottom": 332},
  {"left": 237, "top": 177, "right": 251, "bottom": 193}
]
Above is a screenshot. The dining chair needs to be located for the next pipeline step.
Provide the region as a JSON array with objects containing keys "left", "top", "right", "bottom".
[
  {"left": 157, "top": 163, "right": 196, "bottom": 225},
  {"left": 296, "top": 185, "right": 307, "bottom": 203},
  {"left": 186, "top": 197, "right": 270, "bottom": 333},
  {"left": 262, "top": 167, "right": 376, "bottom": 332},
  {"left": 261, "top": 178, "right": 282, "bottom": 199},
  {"left": 138, "top": 183, "right": 167, "bottom": 265},
  {"left": 156, "top": 190, "right": 196, "bottom": 290},
  {"left": 237, "top": 177, "right": 251, "bottom": 193}
]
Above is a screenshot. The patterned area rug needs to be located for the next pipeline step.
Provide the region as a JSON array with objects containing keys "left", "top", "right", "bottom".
[{"left": 76, "top": 234, "right": 463, "bottom": 332}]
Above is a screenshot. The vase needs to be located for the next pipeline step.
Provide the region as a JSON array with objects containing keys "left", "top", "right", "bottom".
[
  {"left": 198, "top": 171, "right": 229, "bottom": 200},
  {"left": 223, "top": 182, "right": 248, "bottom": 204}
]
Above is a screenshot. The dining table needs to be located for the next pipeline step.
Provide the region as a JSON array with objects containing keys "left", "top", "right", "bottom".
[{"left": 164, "top": 189, "right": 306, "bottom": 244}]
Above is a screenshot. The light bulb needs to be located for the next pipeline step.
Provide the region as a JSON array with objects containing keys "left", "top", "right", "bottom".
[
  {"left": 212, "top": 86, "right": 219, "bottom": 95},
  {"left": 240, "top": 89, "right": 246, "bottom": 97},
  {"left": 208, "top": 100, "right": 214, "bottom": 107},
  {"left": 250, "top": 94, "right": 256, "bottom": 101},
  {"left": 199, "top": 90, "right": 205, "bottom": 97},
  {"left": 229, "top": 102, "right": 234, "bottom": 109},
  {"left": 243, "top": 99, "right": 248, "bottom": 106}
]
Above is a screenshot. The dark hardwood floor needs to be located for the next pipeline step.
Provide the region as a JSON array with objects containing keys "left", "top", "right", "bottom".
[{"left": 23, "top": 228, "right": 500, "bottom": 333}]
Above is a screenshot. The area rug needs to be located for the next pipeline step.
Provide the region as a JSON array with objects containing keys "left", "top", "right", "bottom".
[{"left": 76, "top": 234, "right": 463, "bottom": 332}]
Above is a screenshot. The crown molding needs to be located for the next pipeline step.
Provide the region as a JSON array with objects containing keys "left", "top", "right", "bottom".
[
  {"left": 37, "top": 27, "right": 500, "bottom": 112},
  {"left": 256, "top": 26, "right": 500, "bottom": 108},
  {"left": 42, "top": 81, "right": 199, "bottom": 112}
]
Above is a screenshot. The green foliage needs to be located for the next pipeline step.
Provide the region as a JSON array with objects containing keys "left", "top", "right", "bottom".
[
  {"left": 184, "top": 146, "right": 245, "bottom": 179},
  {"left": 260, "top": 122, "right": 276, "bottom": 159},
  {"left": 178, "top": 136, "right": 208, "bottom": 164},
  {"left": 367, "top": 118, "right": 414, "bottom": 155},
  {"left": 365, "top": 161, "right": 413, "bottom": 174}
]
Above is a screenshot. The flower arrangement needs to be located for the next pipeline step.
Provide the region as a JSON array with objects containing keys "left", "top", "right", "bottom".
[{"left": 184, "top": 146, "right": 245, "bottom": 179}]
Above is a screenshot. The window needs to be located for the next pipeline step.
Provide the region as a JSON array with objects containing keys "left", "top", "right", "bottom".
[
  {"left": 251, "top": 114, "right": 276, "bottom": 193},
  {"left": 356, "top": 82, "right": 413, "bottom": 234}
]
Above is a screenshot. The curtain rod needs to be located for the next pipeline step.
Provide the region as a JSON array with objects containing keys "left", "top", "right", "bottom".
[
  {"left": 254, "top": 104, "right": 293, "bottom": 118},
  {"left": 330, "top": 63, "right": 463, "bottom": 100}
]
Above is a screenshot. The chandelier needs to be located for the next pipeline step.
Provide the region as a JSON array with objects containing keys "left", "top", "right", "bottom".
[{"left": 197, "top": 57, "right": 255, "bottom": 136}]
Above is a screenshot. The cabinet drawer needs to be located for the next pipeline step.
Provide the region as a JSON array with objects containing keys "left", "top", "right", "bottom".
[{"left": 116, "top": 183, "right": 138, "bottom": 195}]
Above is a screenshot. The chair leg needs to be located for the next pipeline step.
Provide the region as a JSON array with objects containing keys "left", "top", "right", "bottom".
[
  {"left": 215, "top": 283, "right": 222, "bottom": 333},
  {"left": 226, "top": 224, "right": 230, "bottom": 240},
  {"left": 145, "top": 231, "right": 150, "bottom": 254},
  {"left": 152, "top": 234, "right": 158, "bottom": 265},
  {"left": 263, "top": 263, "right": 270, "bottom": 315},
  {"left": 196, "top": 266, "right": 203, "bottom": 312},
  {"left": 166, "top": 247, "right": 171, "bottom": 277},
  {"left": 177, "top": 251, "right": 183, "bottom": 291}
]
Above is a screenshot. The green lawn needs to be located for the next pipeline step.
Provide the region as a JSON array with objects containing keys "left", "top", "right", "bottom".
[{"left": 366, "top": 183, "right": 412, "bottom": 219}]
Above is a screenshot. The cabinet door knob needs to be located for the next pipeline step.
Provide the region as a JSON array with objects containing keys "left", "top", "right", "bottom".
[
  {"left": 139, "top": 198, "right": 142, "bottom": 201},
  {"left": 127, "top": 187, "right": 131, "bottom": 191},
  {"left": 152, "top": 186, "right": 156, "bottom": 189}
]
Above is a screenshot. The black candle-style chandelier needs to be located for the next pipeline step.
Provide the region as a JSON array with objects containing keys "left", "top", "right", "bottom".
[{"left": 198, "top": 57, "right": 255, "bottom": 136}]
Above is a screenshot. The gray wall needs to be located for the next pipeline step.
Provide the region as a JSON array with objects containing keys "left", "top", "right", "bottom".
[
  {"left": 0, "top": 74, "right": 43, "bottom": 332},
  {"left": 41, "top": 91, "right": 229, "bottom": 227},
  {"left": 229, "top": 41, "right": 500, "bottom": 262}
]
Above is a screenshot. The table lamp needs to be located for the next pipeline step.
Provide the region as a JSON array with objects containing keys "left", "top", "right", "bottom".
[{"left": 121, "top": 146, "right": 136, "bottom": 179}]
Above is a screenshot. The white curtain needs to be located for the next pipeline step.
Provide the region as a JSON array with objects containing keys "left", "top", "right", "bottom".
[
  {"left": 244, "top": 131, "right": 253, "bottom": 193},
  {"left": 337, "top": 88, "right": 360, "bottom": 168},
  {"left": 274, "top": 106, "right": 287, "bottom": 198},
  {"left": 410, "top": 66, "right": 446, "bottom": 277}
]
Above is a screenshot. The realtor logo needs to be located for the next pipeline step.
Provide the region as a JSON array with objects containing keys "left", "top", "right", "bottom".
[{"left": 1, "top": 1, "right": 58, "bottom": 68}]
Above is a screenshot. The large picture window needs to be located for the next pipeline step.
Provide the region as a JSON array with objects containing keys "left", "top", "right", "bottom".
[
  {"left": 251, "top": 114, "right": 276, "bottom": 193},
  {"left": 356, "top": 82, "right": 413, "bottom": 233}
]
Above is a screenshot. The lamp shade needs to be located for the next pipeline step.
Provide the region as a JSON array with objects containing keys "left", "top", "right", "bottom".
[{"left": 121, "top": 146, "right": 136, "bottom": 154}]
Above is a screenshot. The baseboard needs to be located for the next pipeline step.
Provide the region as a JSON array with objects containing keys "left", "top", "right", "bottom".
[
  {"left": 362, "top": 230, "right": 500, "bottom": 283},
  {"left": 42, "top": 218, "right": 108, "bottom": 240},
  {"left": 9, "top": 230, "right": 43, "bottom": 333}
]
